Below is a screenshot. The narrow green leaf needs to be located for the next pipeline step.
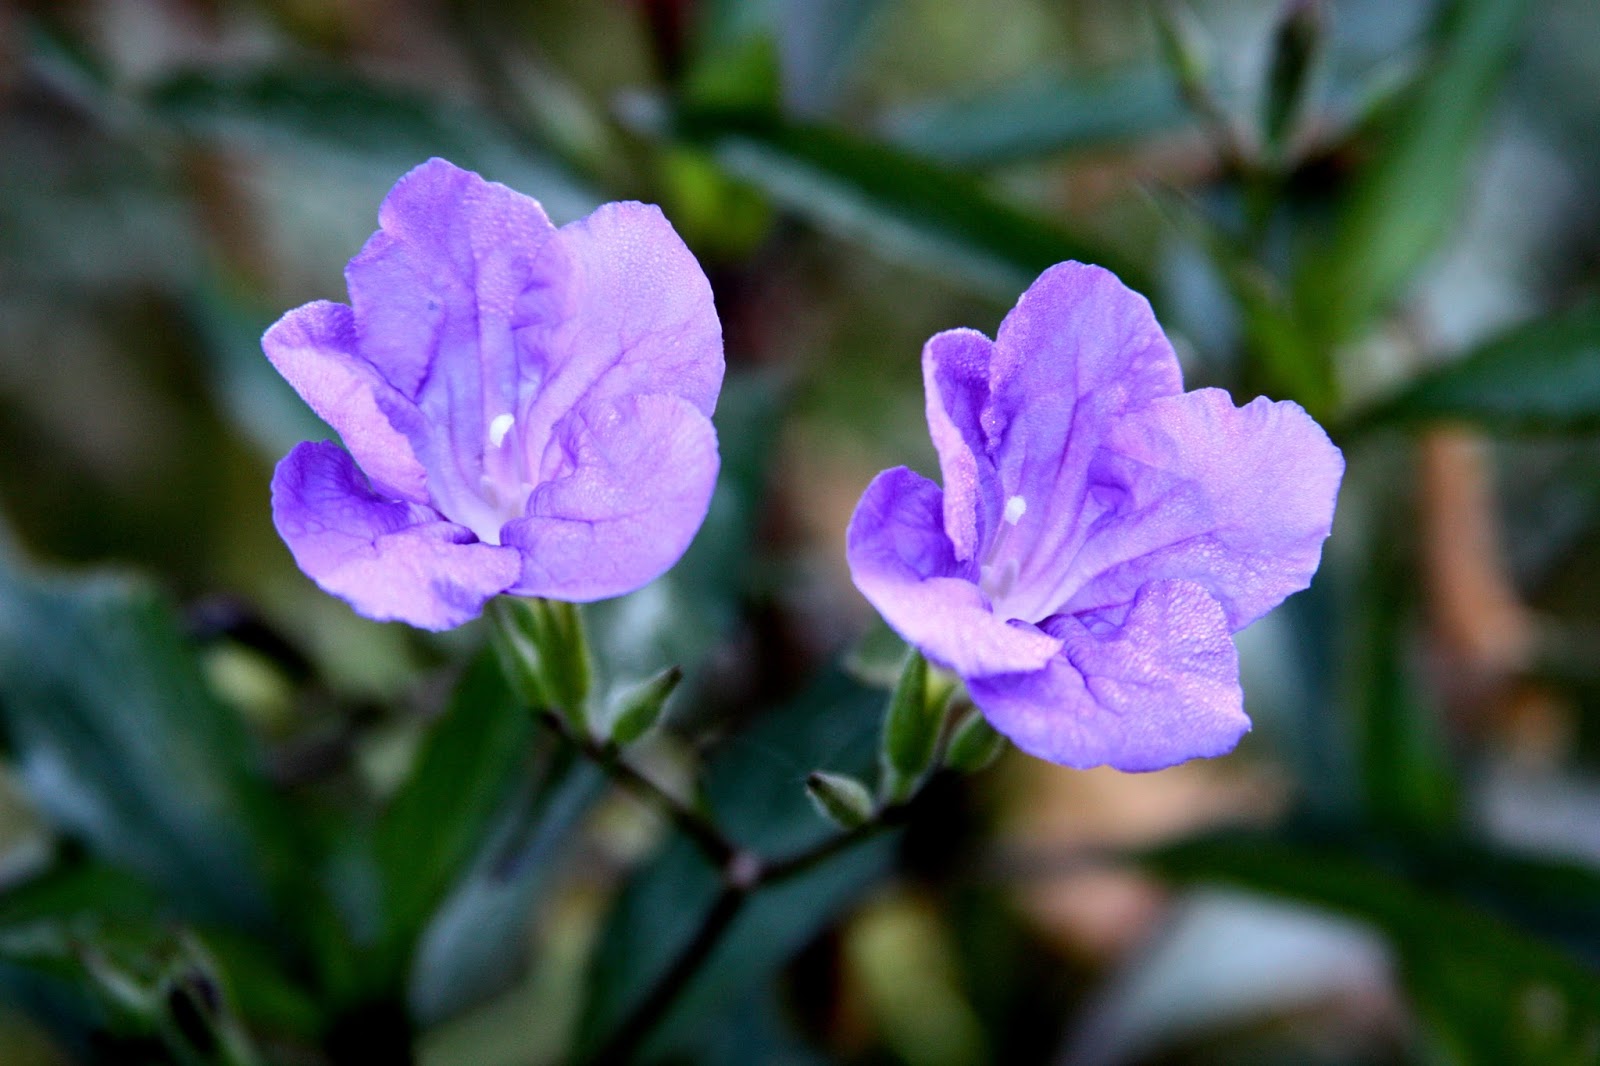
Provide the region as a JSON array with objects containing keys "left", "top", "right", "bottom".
[
  {"left": 1350, "top": 517, "right": 1458, "bottom": 831},
  {"left": 606, "top": 666, "right": 683, "bottom": 748},
  {"left": 1294, "top": 0, "right": 1534, "bottom": 345},
  {"left": 1147, "top": 835, "right": 1600, "bottom": 1063},
  {"left": 672, "top": 107, "right": 1146, "bottom": 298},
  {"left": 371, "top": 650, "right": 535, "bottom": 974},
  {"left": 1350, "top": 303, "right": 1600, "bottom": 434},
  {"left": 882, "top": 69, "right": 1184, "bottom": 167},
  {"left": 0, "top": 561, "right": 295, "bottom": 929},
  {"left": 1261, "top": 0, "right": 1326, "bottom": 160},
  {"left": 145, "top": 65, "right": 597, "bottom": 223}
]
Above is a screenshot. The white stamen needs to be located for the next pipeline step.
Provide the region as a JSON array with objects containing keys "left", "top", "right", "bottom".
[
  {"left": 1003, "top": 495, "right": 1027, "bottom": 525},
  {"left": 488, "top": 413, "right": 515, "bottom": 448}
]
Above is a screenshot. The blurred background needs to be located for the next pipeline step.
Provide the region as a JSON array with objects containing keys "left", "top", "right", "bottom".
[{"left": 2, "top": 0, "right": 1600, "bottom": 1062}]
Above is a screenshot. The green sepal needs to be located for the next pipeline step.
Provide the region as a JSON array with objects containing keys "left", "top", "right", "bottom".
[
  {"left": 879, "top": 651, "right": 955, "bottom": 804},
  {"left": 805, "top": 771, "right": 875, "bottom": 830},
  {"left": 490, "top": 597, "right": 593, "bottom": 729},
  {"left": 606, "top": 665, "right": 684, "bottom": 747},
  {"left": 943, "top": 710, "right": 1007, "bottom": 774}
]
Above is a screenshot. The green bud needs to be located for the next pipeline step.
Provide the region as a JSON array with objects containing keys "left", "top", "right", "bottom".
[
  {"left": 490, "top": 597, "right": 593, "bottom": 728},
  {"left": 1262, "top": 0, "right": 1325, "bottom": 159},
  {"left": 943, "top": 710, "right": 1007, "bottom": 774},
  {"left": 805, "top": 771, "right": 875, "bottom": 830},
  {"left": 880, "top": 651, "right": 954, "bottom": 804},
  {"left": 607, "top": 665, "right": 683, "bottom": 747}
]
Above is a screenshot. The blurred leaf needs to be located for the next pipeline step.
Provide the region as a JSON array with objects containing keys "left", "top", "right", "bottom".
[
  {"left": 406, "top": 746, "right": 601, "bottom": 1024},
  {"left": 146, "top": 65, "right": 596, "bottom": 223},
  {"left": 576, "top": 670, "right": 896, "bottom": 1060},
  {"left": 1147, "top": 835, "right": 1600, "bottom": 1062},
  {"left": 774, "top": 0, "right": 884, "bottom": 116},
  {"left": 1294, "top": 0, "right": 1533, "bottom": 346},
  {"left": 0, "top": 560, "right": 296, "bottom": 929},
  {"left": 1162, "top": 192, "right": 1334, "bottom": 415},
  {"left": 1351, "top": 303, "right": 1600, "bottom": 434},
  {"left": 371, "top": 651, "right": 535, "bottom": 976},
  {"left": 1350, "top": 517, "right": 1458, "bottom": 831},
  {"left": 1260, "top": 0, "right": 1326, "bottom": 161},
  {"left": 670, "top": 107, "right": 1145, "bottom": 298},
  {"left": 883, "top": 69, "right": 1184, "bottom": 167}
]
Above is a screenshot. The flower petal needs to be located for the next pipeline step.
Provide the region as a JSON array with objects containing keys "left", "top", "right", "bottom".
[
  {"left": 271, "top": 441, "right": 521, "bottom": 630},
  {"left": 968, "top": 579, "right": 1247, "bottom": 771},
  {"left": 982, "top": 262, "right": 1186, "bottom": 619},
  {"left": 513, "top": 201, "right": 724, "bottom": 470},
  {"left": 346, "top": 157, "right": 557, "bottom": 400},
  {"left": 261, "top": 301, "right": 428, "bottom": 502},
  {"left": 846, "top": 467, "right": 1062, "bottom": 677},
  {"left": 501, "top": 393, "right": 719, "bottom": 602},
  {"left": 923, "top": 328, "right": 1000, "bottom": 563},
  {"left": 1064, "top": 389, "right": 1344, "bottom": 630},
  {"left": 343, "top": 158, "right": 561, "bottom": 532}
]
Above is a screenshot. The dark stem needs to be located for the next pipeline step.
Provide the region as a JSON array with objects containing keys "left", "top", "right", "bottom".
[
  {"left": 539, "top": 710, "right": 739, "bottom": 868},
  {"left": 587, "top": 880, "right": 751, "bottom": 1066}
]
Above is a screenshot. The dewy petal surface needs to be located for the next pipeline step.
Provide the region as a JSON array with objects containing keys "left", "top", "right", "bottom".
[
  {"left": 502, "top": 393, "right": 719, "bottom": 602},
  {"left": 967, "top": 579, "right": 1246, "bottom": 772},
  {"left": 271, "top": 441, "right": 521, "bottom": 631},
  {"left": 262, "top": 301, "right": 428, "bottom": 502},
  {"left": 1064, "top": 389, "right": 1345, "bottom": 630},
  {"left": 846, "top": 467, "right": 1061, "bottom": 677},
  {"left": 344, "top": 158, "right": 561, "bottom": 537},
  {"left": 982, "top": 262, "right": 1186, "bottom": 621},
  {"left": 923, "top": 328, "right": 1000, "bottom": 564}
]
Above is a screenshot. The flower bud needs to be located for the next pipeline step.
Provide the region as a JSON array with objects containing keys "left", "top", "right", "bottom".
[
  {"left": 805, "top": 771, "right": 875, "bottom": 829},
  {"left": 880, "top": 651, "right": 955, "bottom": 804},
  {"left": 606, "top": 665, "right": 683, "bottom": 747},
  {"left": 943, "top": 710, "right": 1007, "bottom": 774},
  {"left": 491, "top": 597, "right": 593, "bottom": 728}
]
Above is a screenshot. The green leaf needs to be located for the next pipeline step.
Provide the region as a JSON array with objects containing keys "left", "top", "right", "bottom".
[
  {"left": 1146, "top": 835, "right": 1600, "bottom": 1062},
  {"left": 882, "top": 69, "right": 1184, "bottom": 167},
  {"left": 0, "top": 560, "right": 296, "bottom": 929},
  {"left": 405, "top": 748, "right": 601, "bottom": 1024},
  {"left": 1349, "top": 517, "right": 1458, "bottom": 831},
  {"left": 1294, "top": 0, "right": 1533, "bottom": 346},
  {"left": 370, "top": 650, "right": 535, "bottom": 977},
  {"left": 1350, "top": 303, "right": 1600, "bottom": 434},
  {"left": 577, "top": 671, "right": 896, "bottom": 1060},
  {"left": 145, "top": 65, "right": 597, "bottom": 223},
  {"left": 1260, "top": 0, "right": 1326, "bottom": 160},
  {"left": 671, "top": 107, "right": 1146, "bottom": 298},
  {"left": 804, "top": 771, "right": 875, "bottom": 829}
]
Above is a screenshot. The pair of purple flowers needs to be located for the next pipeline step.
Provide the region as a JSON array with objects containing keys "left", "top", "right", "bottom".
[{"left": 268, "top": 159, "right": 1343, "bottom": 772}]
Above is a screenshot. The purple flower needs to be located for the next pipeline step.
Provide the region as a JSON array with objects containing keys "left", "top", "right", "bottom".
[
  {"left": 266, "top": 159, "right": 723, "bottom": 630},
  {"left": 846, "top": 263, "right": 1343, "bottom": 771}
]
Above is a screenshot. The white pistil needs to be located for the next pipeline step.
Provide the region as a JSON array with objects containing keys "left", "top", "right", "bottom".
[
  {"left": 980, "top": 495, "right": 1027, "bottom": 604},
  {"left": 488, "top": 413, "right": 516, "bottom": 448}
]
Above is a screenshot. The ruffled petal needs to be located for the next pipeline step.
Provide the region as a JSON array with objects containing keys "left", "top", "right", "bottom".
[
  {"left": 513, "top": 201, "right": 724, "bottom": 471},
  {"left": 922, "top": 328, "right": 1000, "bottom": 563},
  {"left": 846, "top": 467, "right": 1061, "bottom": 677},
  {"left": 261, "top": 301, "right": 428, "bottom": 502},
  {"left": 982, "top": 262, "right": 1186, "bottom": 619},
  {"left": 501, "top": 393, "right": 719, "bottom": 602},
  {"left": 968, "top": 579, "right": 1247, "bottom": 772},
  {"left": 271, "top": 441, "right": 521, "bottom": 630},
  {"left": 345, "top": 157, "right": 556, "bottom": 401},
  {"left": 1063, "top": 389, "right": 1344, "bottom": 630}
]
